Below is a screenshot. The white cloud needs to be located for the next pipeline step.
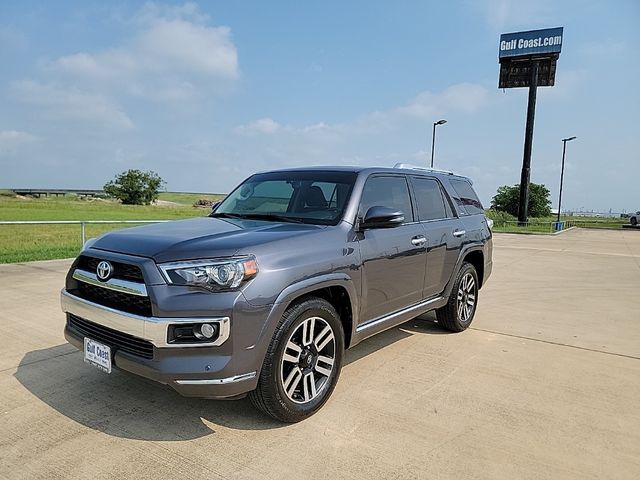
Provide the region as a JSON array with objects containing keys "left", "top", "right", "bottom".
[
  {"left": 234, "top": 118, "right": 282, "bottom": 136},
  {"left": 230, "top": 83, "right": 490, "bottom": 169},
  {"left": 235, "top": 83, "right": 489, "bottom": 139},
  {"left": 468, "top": 0, "right": 554, "bottom": 31},
  {"left": 0, "top": 130, "right": 38, "bottom": 155},
  {"left": 137, "top": 2, "right": 210, "bottom": 24},
  {"left": 12, "top": 80, "right": 134, "bottom": 129},
  {"left": 10, "top": 3, "right": 239, "bottom": 132},
  {"left": 52, "top": 5, "right": 238, "bottom": 92},
  {"left": 396, "top": 83, "right": 489, "bottom": 118}
]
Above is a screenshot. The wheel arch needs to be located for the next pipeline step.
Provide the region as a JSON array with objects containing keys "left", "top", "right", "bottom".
[
  {"left": 442, "top": 245, "right": 485, "bottom": 299},
  {"left": 463, "top": 249, "right": 485, "bottom": 288},
  {"left": 262, "top": 274, "right": 358, "bottom": 351}
]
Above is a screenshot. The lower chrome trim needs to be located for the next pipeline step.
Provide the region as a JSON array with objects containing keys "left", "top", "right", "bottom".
[
  {"left": 174, "top": 372, "right": 257, "bottom": 385},
  {"left": 355, "top": 296, "right": 444, "bottom": 333},
  {"left": 73, "top": 269, "right": 148, "bottom": 297},
  {"left": 61, "top": 289, "right": 230, "bottom": 348}
]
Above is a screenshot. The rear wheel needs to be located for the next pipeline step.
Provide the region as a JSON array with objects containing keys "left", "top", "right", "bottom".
[
  {"left": 249, "top": 296, "right": 344, "bottom": 422},
  {"left": 631, "top": 217, "right": 638, "bottom": 226},
  {"left": 436, "top": 262, "right": 479, "bottom": 332}
]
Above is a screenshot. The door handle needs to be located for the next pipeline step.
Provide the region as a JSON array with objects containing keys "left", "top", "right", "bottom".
[
  {"left": 453, "top": 229, "right": 466, "bottom": 238},
  {"left": 411, "top": 235, "right": 427, "bottom": 246}
]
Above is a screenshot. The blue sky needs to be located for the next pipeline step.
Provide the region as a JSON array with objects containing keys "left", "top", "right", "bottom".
[{"left": 1, "top": 0, "right": 638, "bottom": 212}]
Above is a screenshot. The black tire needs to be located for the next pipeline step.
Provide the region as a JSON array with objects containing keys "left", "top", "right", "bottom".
[
  {"left": 631, "top": 217, "right": 638, "bottom": 226},
  {"left": 249, "top": 296, "right": 344, "bottom": 423},
  {"left": 436, "top": 262, "right": 479, "bottom": 332}
]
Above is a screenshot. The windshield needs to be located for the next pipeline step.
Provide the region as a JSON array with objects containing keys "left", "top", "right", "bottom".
[{"left": 212, "top": 171, "right": 357, "bottom": 225}]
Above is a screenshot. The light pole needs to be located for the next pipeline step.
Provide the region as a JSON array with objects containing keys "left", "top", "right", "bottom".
[
  {"left": 430, "top": 119, "right": 447, "bottom": 168},
  {"left": 557, "top": 136, "right": 576, "bottom": 223}
]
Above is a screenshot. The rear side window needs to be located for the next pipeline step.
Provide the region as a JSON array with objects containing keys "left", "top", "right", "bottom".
[
  {"left": 449, "top": 179, "right": 484, "bottom": 215},
  {"left": 359, "top": 175, "right": 414, "bottom": 222},
  {"left": 411, "top": 177, "right": 450, "bottom": 221}
]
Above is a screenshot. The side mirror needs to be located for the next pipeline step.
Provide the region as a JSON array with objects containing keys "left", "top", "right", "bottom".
[
  {"left": 210, "top": 201, "right": 221, "bottom": 213},
  {"left": 360, "top": 206, "right": 405, "bottom": 229}
]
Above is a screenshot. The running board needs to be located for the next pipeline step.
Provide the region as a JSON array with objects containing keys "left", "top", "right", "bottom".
[{"left": 355, "top": 296, "right": 444, "bottom": 333}]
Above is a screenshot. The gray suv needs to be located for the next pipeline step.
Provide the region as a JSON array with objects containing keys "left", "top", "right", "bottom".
[{"left": 61, "top": 164, "right": 492, "bottom": 422}]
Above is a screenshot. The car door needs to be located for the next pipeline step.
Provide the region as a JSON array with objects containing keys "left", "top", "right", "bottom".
[
  {"left": 409, "top": 175, "right": 463, "bottom": 299},
  {"left": 356, "top": 174, "right": 428, "bottom": 323}
]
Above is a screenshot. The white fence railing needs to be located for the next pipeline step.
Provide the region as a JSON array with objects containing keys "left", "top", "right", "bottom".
[{"left": 0, "top": 220, "right": 170, "bottom": 245}]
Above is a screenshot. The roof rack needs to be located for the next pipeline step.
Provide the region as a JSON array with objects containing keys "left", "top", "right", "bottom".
[{"left": 393, "top": 163, "right": 454, "bottom": 175}]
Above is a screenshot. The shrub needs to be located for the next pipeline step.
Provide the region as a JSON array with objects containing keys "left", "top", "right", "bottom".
[
  {"left": 104, "top": 170, "right": 165, "bottom": 205},
  {"left": 490, "top": 183, "right": 551, "bottom": 218}
]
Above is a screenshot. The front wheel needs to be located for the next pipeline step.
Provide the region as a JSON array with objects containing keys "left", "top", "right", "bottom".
[
  {"left": 436, "top": 262, "right": 479, "bottom": 332},
  {"left": 249, "top": 296, "right": 344, "bottom": 422},
  {"left": 631, "top": 217, "right": 638, "bottom": 226}
]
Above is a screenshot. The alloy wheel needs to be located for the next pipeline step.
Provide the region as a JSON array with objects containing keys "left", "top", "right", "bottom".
[
  {"left": 280, "top": 316, "right": 336, "bottom": 404},
  {"left": 457, "top": 272, "right": 476, "bottom": 323}
]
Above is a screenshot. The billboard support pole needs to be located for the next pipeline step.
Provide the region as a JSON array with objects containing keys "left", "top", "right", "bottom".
[{"left": 517, "top": 61, "right": 539, "bottom": 225}]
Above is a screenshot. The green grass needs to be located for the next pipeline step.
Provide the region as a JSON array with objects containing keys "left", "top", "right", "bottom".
[
  {"left": 158, "top": 191, "right": 225, "bottom": 205},
  {"left": 0, "top": 192, "right": 223, "bottom": 263},
  {"left": 0, "top": 193, "right": 630, "bottom": 263},
  {"left": 485, "top": 209, "right": 627, "bottom": 234}
]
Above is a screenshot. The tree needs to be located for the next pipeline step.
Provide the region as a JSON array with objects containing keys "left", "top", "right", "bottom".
[
  {"left": 104, "top": 169, "right": 165, "bottom": 205},
  {"left": 490, "top": 183, "right": 551, "bottom": 218}
]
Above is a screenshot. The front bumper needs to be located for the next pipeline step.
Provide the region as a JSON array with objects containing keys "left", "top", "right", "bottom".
[{"left": 61, "top": 289, "right": 260, "bottom": 398}]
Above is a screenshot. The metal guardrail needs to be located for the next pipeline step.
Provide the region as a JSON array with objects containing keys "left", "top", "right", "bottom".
[
  {"left": 492, "top": 220, "right": 575, "bottom": 234},
  {"left": 0, "top": 220, "right": 170, "bottom": 245},
  {"left": 10, "top": 189, "right": 106, "bottom": 198}
]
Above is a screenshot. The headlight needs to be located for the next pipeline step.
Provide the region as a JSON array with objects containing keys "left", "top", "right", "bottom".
[{"left": 159, "top": 256, "right": 258, "bottom": 290}]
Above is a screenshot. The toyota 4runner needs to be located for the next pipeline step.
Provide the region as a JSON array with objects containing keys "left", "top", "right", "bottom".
[{"left": 61, "top": 164, "right": 492, "bottom": 422}]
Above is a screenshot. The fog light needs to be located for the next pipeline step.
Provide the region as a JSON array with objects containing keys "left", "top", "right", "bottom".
[{"left": 193, "top": 323, "right": 218, "bottom": 340}]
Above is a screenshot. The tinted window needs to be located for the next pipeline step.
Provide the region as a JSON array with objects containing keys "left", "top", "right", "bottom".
[
  {"left": 449, "top": 179, "right": 484, "bottom": 215},
  {"left": 215, "top": 171, "right": 357, "bottom": 225},
  {"left": 411, "top": 177, "right": 449, "bottom": 221},
  {"left": 249, "top": 181, "right": 293, "bottom": 212},
  {"left": 359, "top": 175, "right": 414, "bottom": 222}
]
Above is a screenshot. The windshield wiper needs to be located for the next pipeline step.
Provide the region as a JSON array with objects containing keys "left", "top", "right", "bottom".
[
  {"left": 212, "top": 212, "right": 305, "bottom": 224},
  {"left": 209, "top": 212, "right": 246, "bottom": 219},
  {"left": 238, "top": 213, "right": 306, "bottom": 224}
]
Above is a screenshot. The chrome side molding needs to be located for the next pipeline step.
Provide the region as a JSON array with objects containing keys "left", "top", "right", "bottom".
[{"left": 355, "top": 296, "right": 444, "bottom": 333}]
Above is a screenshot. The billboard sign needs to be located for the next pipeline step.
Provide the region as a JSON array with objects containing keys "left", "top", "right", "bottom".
[{"left": 499, "top": 27, "right": 563, "bottom": 59}]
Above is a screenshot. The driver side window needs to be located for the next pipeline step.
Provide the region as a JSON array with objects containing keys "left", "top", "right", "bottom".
[{"left": 359, "top": 175, "right": 414, "bottom": 223}]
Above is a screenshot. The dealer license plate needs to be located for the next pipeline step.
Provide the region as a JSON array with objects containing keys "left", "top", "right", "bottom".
[{"left": 83, "top": 337, "right": 112, "bottom": 374}]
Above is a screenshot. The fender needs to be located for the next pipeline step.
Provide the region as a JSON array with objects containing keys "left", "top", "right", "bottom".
[
  {"left": 442, "top": 243, "right": 486, "bottom": 299},
  {"left": 248, "top": 273, "right": 359, "bottom": 371}
]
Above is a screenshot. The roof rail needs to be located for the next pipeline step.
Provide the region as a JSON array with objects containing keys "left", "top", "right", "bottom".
[{"left": 393, "top": 163, "right": 454, "bottom": 175}]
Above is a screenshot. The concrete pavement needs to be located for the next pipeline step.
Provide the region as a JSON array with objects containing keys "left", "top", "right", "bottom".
[{"left": 1, "top": 228, "right": 639, "bottom": 479}]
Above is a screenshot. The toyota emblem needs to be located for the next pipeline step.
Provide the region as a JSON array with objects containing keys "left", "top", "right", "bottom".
[{"left": 96, "top": 261, "right": 113, "bottom": 281}]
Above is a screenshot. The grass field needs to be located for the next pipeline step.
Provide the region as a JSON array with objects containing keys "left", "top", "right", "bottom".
[
  {"left": 0, "top": 192, "right": 224, "bottom": 263},
  {"left": 157, "top": 192, "right": 223, "bottom": 205},
  {"left": 0, "top": 192, "right": 630, "bottom": 263},
  {"left": 485, "top": 210, "right": 627, "bottom": 234}
]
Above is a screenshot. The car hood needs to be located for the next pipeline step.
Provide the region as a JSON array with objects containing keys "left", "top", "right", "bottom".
[{"left": 91, "top": 216, "right": 325, "bottom": 263}]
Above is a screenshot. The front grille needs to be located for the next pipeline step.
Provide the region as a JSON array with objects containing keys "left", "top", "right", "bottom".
[
  {"left": 77, "top": 255, "right": 144, "bottom": 282},
  {"left": 68, "top": 314, "right": 154, "bottom": 359},
  {"left": 72, "top": 282, "right": 153, "bottom": 317}
]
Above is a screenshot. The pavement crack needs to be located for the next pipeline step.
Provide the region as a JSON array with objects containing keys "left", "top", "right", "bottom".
[{"left": 469, "top": 327, "right": 640, "bottom": 360}]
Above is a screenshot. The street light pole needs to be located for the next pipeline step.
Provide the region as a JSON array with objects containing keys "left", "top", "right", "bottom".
[
  {"left": 430, "top": 119, "right": 447, "bottom": 168},
  {"left": 557, "top": 136, "right": 576, "bottom": 223}
]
